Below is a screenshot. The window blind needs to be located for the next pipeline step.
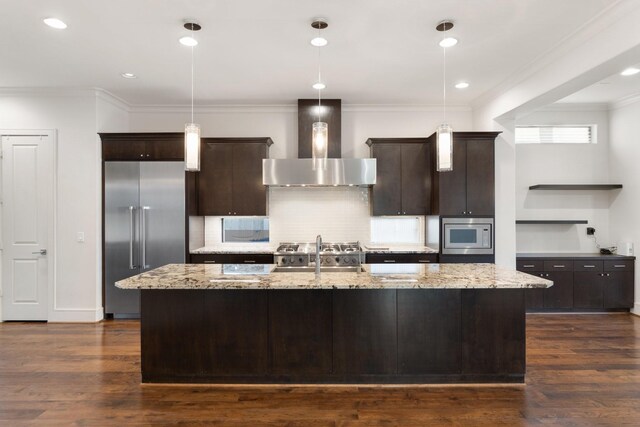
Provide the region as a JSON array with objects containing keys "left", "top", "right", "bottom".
[{"left": 515, "top": 126, "right": 593, "bottom": 144}]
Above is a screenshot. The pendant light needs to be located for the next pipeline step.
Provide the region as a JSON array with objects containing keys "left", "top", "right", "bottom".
[
  {"left": 184, "top": 22, "right": 201, "bottom": 172},
  {"left": 435, "top": 20, "right": 454, "bottom": 172},
  {"left": 311, "top": 19, "right": 329, "bottom": 170}
]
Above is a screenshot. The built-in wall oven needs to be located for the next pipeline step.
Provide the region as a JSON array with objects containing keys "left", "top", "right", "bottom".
[{"left": 442, "top": 217, "right": 494, "bottom": 255}]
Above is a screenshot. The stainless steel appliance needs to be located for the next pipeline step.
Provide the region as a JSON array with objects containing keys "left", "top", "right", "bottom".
[
  {"left": 104, "top": 162, "right": 185, "bottom": 316},
  {"left": 441, "top": 217, "right": 494, "bottom": 255},
  {"left": 274, "top": 241, "right": 364, "bottom": 272}
]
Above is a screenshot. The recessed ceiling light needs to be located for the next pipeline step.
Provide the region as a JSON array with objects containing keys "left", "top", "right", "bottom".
[
  {"left": 121, "top": 73, "right": 137, "bottom": 79},
  {"left": 439, "top": 37, "right": 458, "bottom": 48},
  {"left": 179, "top": 36, "right": 198, "bottom": 47},
  {"left": 312, "top": 82, "right": 326, "bottom": 90},
  {"left": 43, "top": 18, "right": 67, "bottom": 29},
  {"left": 455, "top": 82, "right": 469, "bottom": 89},
  {"left": 310, "top": 37, "right": 328, "bottom": 47},
  {"left": 620, "top": 67, "right": 640, "bottom": 76}
]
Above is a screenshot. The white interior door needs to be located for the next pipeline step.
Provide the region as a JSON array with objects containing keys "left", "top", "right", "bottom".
[{"left": 1, "top": 133, "right": 54, "bottom": 321}]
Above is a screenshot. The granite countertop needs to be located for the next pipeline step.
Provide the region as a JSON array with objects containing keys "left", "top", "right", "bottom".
[
  {"left": 116, "top": 263, "right": 552, "bottom": 290},
  {"left": 191, "top": 244, "right": 277, "bottom": 254},
  {"left": 191, "top": 244, "right": 439, "bottom": 255},
  {"left": 363, "top": 245, "right": 439, "bottom": 254},
  {"left": 517, "top": 252, "right": 636, "bottom": 260}
]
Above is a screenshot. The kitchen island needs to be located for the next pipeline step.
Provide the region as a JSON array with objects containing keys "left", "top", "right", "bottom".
[{"left": 117, "top": 263, "right": 552, "bottom": 384}]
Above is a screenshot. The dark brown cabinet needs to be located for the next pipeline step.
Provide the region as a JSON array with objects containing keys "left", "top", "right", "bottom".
[
  {"left": 517, "top": 255, "right": 635, "bottom": 311},
  {"left": 431, "top": 132, "right": 499, "bottom": 216},
  {"left": 197, "top": 138, "right": 272, "bottom": 216},
  {"left": 367, "top": 139, "right": 431, "bottom": 216},
  {"left": 365, "top": 253, "right": 437, "bottom": 264},
  {"left": 189, "top": 253, "right": 274, "bottom": 264},
  {"left": 100, "top": 133, "right": 184, "bottom": 161}
]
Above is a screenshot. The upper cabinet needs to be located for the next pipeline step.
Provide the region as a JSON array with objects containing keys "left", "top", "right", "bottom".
[
  {"left": 367, "top": 138, "right": 431, "bottom": 216},
  {"left": 100, "top": 133, "right": 184, "bottom": 161},
  {"left": 196, "top": 138, "right": 273, "bottom": 216},
  {"left": 431, "top": 132, "right": 499, "bottom": 216}
]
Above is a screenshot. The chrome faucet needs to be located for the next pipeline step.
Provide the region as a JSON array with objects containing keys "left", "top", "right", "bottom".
[{"left": 315, "top": 234, "right": 322, "bottom": 277}]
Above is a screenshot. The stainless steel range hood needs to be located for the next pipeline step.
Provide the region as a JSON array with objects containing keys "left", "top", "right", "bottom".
[
  {"left": 262, "top": 99, "right": 377, "bottom": 187},
  {"left": 263, "top": 158, "right": 376, "bottom": 186}
]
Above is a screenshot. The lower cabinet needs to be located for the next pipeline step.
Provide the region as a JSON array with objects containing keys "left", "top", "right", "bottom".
[
  {"left": 517, "top": 256, "right": 635, "bottom": 312},
  {"left": 366, "top": 253, "right": 438, "bottom": 264},
  {"left": 189, "top": 253, "right": 274, "bottom": 264}
]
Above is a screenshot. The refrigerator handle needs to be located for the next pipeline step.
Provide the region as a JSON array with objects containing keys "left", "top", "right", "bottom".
[
  {"left": 129, "top": 206, "right": 136, "bottom": 269},
  {"left": 141, "top": 206, "right": 150, "bottom": 269}
]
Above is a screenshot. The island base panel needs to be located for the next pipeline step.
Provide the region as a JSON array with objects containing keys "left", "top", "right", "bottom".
[{"left": 140, "top": 289, "right": 525, "bottom": 384}]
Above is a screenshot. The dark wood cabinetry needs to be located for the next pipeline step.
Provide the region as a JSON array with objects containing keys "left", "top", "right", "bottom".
[
  {"left": 397, "top": 290, "right": 461, "bottom": 374},
  {"left": 100, "top": 133, "right": 184, "bottom": 161},
  {"left": 189, "top": 253, "right": 274, "bottom": 264},
  {"left": 196, "top": 138, "right": 272, "bottom": 216},
  {"left": 431, "top": 132, "right": 499, "bottom": 216},
  {"left": 367, "top": 139, "right": 431, "bottom": 216},
  {"left": 365, "top": 253, "right": 437, "bottom": 264},
  {"left": 141, "top": 288, "right": 526, "bottom": 384},
  {"left": 517, "top": 255, "right": 635, "bottom": 312}
]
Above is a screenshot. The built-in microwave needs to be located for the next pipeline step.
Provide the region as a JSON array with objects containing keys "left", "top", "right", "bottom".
[{"left": 441, "top": 217, "right": 494, "bottom": 255}]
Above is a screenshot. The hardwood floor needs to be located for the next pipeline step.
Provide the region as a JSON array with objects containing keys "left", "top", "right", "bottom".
[{"left": 0, "top": 314, "right": 638, "bottom": 426}]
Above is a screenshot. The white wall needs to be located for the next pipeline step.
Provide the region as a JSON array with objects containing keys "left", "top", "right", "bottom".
[
  {"left": 0, "top": 90, "right": 127, "bottom": 321},
  {"left": 609, "top": 98, "right": 640, "bottom": 314},
  {"left": 515, "top": 107, "right": 611, "bottom": 253}
]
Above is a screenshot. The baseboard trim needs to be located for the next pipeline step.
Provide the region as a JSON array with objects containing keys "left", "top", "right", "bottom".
[
  {"left": 48, "top": 308, "right": 104, "bottom": 323},
  {"left": 631, "top": 303, "right": 640, "bottom": 317}
]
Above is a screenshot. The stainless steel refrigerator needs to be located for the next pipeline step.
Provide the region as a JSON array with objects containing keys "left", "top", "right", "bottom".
[{"left": 104, "top": 162, "right": 185, "bottom": 317}]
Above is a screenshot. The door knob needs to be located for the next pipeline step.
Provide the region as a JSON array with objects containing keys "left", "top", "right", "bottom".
[{"left": 32, "top": 249, "right": 47, "bottom": 255}]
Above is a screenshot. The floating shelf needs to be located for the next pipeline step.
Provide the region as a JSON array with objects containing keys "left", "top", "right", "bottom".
[
  {"left": 516, "top": 220, "right": 589, "bottom": 225},
  {"left": 528, "top": 184, "right": 623, "bottom": 190}
]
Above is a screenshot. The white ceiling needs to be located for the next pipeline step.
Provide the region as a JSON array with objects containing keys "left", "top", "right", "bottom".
[
  {"left": 558, "top": 63, "right": 640, "bottom": 104},
  {"left": 0, "top": 0, "right": 615, "bottom": 105}
]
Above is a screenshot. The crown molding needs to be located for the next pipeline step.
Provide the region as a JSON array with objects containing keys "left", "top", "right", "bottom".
[
  {"left": 610, "top": 92, "right": 640, "bottom": 110},
  {"left": 95, "top": 88, "right": 131, "bottom": 112},
  {"left": 0, "top": 87, "right": 99, "bottom": 98},
  {"left": 535, "top": 102, "right": 609, "bottom": 112},
  {"left": 471, "top": 0, "right": 630, "bottom": 111}
]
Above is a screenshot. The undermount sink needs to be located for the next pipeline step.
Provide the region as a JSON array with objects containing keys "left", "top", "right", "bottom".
[{"left": 272, "top": 266, "right": 365, "bottom": 273}]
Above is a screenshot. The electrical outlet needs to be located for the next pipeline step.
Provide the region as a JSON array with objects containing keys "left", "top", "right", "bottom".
[{"left": 586, "top": 227, "right": 596, "bottom": 236}]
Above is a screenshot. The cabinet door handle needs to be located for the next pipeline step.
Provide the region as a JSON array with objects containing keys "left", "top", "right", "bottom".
[
  {"left": 613, "top": 264, "right": 626, "bottom": 268},
  {"left": 204, "top": 261, "right": 217, "bottom": 264},
  {"left": 468, "top": 211, "right": 472, "bottom": 214},
  {"left": 418, "top": 260, "right": 431, "bottom": 263},
  {"left": 383, "top": 260, "right": 396, "bottom": 263},
  {"left": 462, "top": 211, "right": 467, "bottom": 215},
  {"left": 244, "top": 260, "right": 256, "bottom": 263},
  {"left": 553, "top": 265, "right": 565, "bottom": 268},
  {"left": 606, "top": 273, "right": 610, "bottom": 277},
  {"left": 523, "top": 264, "right": 535, "bottom": 268},
  {"left": 583, "top": 265, "right": 595, "bottom": 268}
]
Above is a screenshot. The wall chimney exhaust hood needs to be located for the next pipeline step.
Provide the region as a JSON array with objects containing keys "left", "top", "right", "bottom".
[{"left": 263, "top": 99, "right": 376, "bottom": 187}]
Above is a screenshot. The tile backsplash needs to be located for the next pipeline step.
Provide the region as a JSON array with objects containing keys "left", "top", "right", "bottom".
[{"left": 200, "top": 187, "right": 427, "bottom": 248}]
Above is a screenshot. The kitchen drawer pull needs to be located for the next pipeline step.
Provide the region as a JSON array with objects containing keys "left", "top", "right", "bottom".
[
  {"left": 383, "top": 260, "right": 396, "bottom": 263},
  {"left": 583, "top": 265, "right": 596, "bottom": 268},
  {"left": 244, "top": 260, "right": 256, "bottom": 263},
  {"left": 522, "top": 264, "right": 535, "bottom": 268},
  {"left": 418, "top": 260, "right": 431, "bottom": 263},
  {"left": 614, "top": 264, "right": 626, "bottom": 268},
  {"left": 553, "top": 265, "right": 565, "bottom": 268},
  {"left": 204, "top": 261, "right": 217, "bottom": 264}
]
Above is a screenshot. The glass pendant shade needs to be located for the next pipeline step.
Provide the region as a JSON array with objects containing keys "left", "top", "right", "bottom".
[
  {"left": 312, "top": 121, "right": 328, "bottom": 167},
  {"left": 184, "top": 123, "right": 201, "bottom": 172},
  {"left": 436, "top": 123, "right": 453, "bottom": 172}
]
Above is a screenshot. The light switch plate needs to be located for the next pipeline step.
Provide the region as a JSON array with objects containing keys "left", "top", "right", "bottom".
[{"left": 77, "top": 232, "right": 85, "bottom": 243}]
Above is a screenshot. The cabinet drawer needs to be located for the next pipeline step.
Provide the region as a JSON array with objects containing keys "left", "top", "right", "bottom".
[
  {"left": 366, "top": 253, "right": 438, "bottom": 264},
  {"left": 190, "top": 254, "right": 274, "bottom": 264},
  {"left": 544, "top": 260, "right": 573, "bottom": 271},
  {"left": 604, "top": 260, "right": 634, "bottom": 272},
  {"left": 573, "top": 261, "right": 603, "bottom": 272},
  {"left": 516, "top": 260, "right": 543, "bottom": 272}
]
